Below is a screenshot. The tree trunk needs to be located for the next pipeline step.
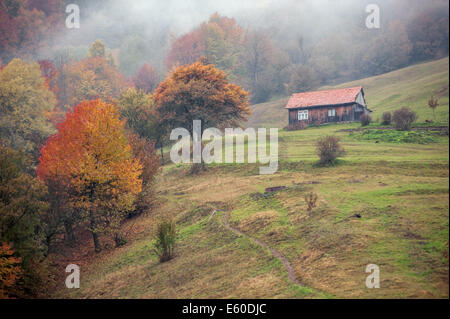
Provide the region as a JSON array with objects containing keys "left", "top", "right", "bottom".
[
  {"left": 159, "top": 141, "right": 164, "bottom": 165},
  {"left": 64, "top": 220, "right": 75, "bottom": 245},
  {"left": 92, "top": 231, "right": 101, "bottom": 253},
  {"left": 90, "top": 211, "right": 101, "bottom": 252}
]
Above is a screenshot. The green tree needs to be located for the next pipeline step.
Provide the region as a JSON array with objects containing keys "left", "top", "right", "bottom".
[
  {"left": 118, "top": 88, "right": 166, "bottom": 163},
  {"left": 0, "top": 146, "right": 49, "bottom": 296},
  {"left": 0, "top": 58, "right": 56, "bottom": 156},
  {"left": 87, "top": 39, "right": 106, "bottom": 58}
]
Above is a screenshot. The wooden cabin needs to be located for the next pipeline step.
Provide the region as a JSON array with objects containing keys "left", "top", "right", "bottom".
[{"left": 285, "top": 86, "right": 371, "bottom": 126}]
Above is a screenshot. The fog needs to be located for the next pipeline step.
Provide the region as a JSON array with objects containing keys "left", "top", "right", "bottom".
[
  {"left": 53, "top": 0, "right": 448, "bottom": 58},
  {"left": 31, "top": 0, "right": 448, "bottom": 102}
]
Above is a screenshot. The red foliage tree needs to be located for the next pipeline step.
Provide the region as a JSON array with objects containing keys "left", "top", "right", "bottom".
[
  {"left": 132, "top": 64, "right": 160, "bottom": 93},
  {"left": 166, "top": 29, "right": 205, "bottom": 71}
]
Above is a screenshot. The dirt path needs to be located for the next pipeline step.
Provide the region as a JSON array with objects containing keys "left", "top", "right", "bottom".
[{"left": 218, "top": 211, "right": 302, "bottom": 286}]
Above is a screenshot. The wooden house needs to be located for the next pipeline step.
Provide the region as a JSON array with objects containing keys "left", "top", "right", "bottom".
[{"left": 285, "top": 86, "right": 371, "bottom": 125}]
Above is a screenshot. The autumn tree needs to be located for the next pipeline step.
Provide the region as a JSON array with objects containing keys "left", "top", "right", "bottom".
[
  {"left": 0, "top": 241, "right": 22, "bottom": 299},
  {"left": 51, "top": 46, "right": 89, "bottom": 109},
  {"left": 241, "top": 30, "right": 273, "bottom": 93},
  {"left": 38, "top": 59, "right": 65, "bottom": 125},
  {"left": 154, "top": 60, "right": 250, "bottom": 169},
  {"left": 132, "top": 64, "right": 160, "bottom": 94},
  {"left": 0, "top": 0, "right": 65, "bottom": 62},
  {"left": 166, "top": 29, "right": 205, "bottom": 71},
  {"left": 38, "top": 100, "right": 143, "bottom": 252},
  {"left": 65, "top": 56, "right": 129, "bottom": 107},
  {"left": 166, "top": 13, "right": 243, "bottom": 75},
  {"left": 0, "top": 146, "right": 48, "bottom": 256},
  {"left": 240, "top": 30, "right": 289, "bottom": 102},
  {"left": 0, "top": 58, "right": 56, "bottom": 157},
  {"left": 0, "top": 146, "right": 48, "bottom": 296},
  {"left": 286, "top": 64, "right": 319, "bottom": 94},
  {"left": 360, "top": 21, "right": 412, "bottom": 76},
  {"left": 127, "top": 133, "right": 160, "bottom": 218},
  {"left": 87, "top": 39, "right": 106, "bottom": 58},
  {"left": 408, "top": 7, "right": 449, "bottom": 62},
  {"left": 118, "top": 88, "right": 166, "bottom": 162},
  {"left": 200, "top": 13, "right": 243, "bottom": 73}
]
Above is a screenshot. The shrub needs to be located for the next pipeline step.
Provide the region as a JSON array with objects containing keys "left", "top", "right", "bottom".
[
  {"left": 381, "top": 112, "right": 392, "bottom": 125},
  {"left": 315, "top": 136, "right": 345, "bottom": 165},
  {"left": 286, "top": 121, "right": 308, "bottom": 131},
  {"left": 154, "top": 220, "right": 177, "bottom": 262},
  {"left": 304, "top": 192, "right": 318, "bottom": 211},
  {"left": 428, "top": 96, "right": 439, "bottom": 121},
  {"left": 393, "top": 107, "right": 417, "bottom": 131},
  {"left": 353, "top": 129, "right": 438, "bottom": 144},
  {"left": 360, "top": 113, "right": 371, "bottom": 126}
]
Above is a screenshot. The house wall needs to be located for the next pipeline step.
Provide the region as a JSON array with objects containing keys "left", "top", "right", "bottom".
[{"left": 288, "top": 104, "right": 364, "bottom": 125}]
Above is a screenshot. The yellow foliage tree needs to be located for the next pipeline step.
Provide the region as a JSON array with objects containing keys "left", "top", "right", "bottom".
[{"left": 38, "top": 99, "right": 143, "bottom": 252}]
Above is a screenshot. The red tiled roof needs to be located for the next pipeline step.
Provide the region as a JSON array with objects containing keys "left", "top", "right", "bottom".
[{"left": 285, "top": 86, "right": 363, "bottom": 109}]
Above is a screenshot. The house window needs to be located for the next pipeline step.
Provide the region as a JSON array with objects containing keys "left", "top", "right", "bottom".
[
  {"left": 298, "top": 110, "right": 308, "bottom": 121},
  {"left": 328, "top": 109, "right": 336, "bottom": 117}
]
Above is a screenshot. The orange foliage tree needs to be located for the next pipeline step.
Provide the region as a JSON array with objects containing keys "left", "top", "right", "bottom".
[
  {"left": 65, "top": 57, "right": 129, "bottom": 107},
  {"left": 0, "top": 241, "right": 22, "bottom": 299},
  {"left": 154, "top": 60, "right": 250, "bottom": 170},
  {"left": 155, "top": 60, "right": 250, "bottom": 131},
  {"left": 166, "top": 13, "right": 243, "bottom": 73},
  {"left": 38, "top": 99, "right": 143, "bottom": 252}
]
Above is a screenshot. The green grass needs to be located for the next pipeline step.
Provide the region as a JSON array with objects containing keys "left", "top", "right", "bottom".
[
  {"left": 351, "top": 129, "right": 442, "bottom": 144},
  {"left": 54, "top": 124, "right": 448, "bottom": 298},
  {"left": 247, "top": 57, "right": 449, "bottom": 129}
]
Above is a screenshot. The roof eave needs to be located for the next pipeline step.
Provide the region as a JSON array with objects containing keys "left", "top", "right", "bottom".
[{"left": 285, "top": 102, "right": 355, "bottom": 110}]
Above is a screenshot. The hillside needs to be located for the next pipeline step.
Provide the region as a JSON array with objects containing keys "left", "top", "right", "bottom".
[
  {"left": 54, "top": 132, "right": 448, "bottom": 298},
  {"left": 49, "top": 58, "right": 449, "bottom": 300},
  {"left": 247, "top": 57, "right": 449, "bottom": 128}
]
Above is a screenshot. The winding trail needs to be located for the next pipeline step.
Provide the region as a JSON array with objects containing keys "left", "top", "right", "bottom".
[{"left": 218, "top": 211, "right": 302, "bottom": 286}]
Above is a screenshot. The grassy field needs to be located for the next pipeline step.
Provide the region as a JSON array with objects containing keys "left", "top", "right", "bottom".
[
  {"left": 52, "top": 58, "right": 449, "bottom": 299},
  {"left": 247, "top": 57, "right": 449, "bottom": 129},
  {"left": 54, "top": 120, "right": 448, "bottom": 299}
]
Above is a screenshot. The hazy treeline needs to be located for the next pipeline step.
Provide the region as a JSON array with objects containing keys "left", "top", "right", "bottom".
[{"left": 1, "top": 0, "right": 448, "bottom": 102}]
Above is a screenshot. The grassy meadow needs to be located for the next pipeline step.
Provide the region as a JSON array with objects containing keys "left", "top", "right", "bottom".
[{"left": 55, "top": 115, "right": 448, "bottom": 298}]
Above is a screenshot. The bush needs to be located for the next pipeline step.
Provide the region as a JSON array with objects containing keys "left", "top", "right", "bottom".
[
  {"left": 286, "top": 121, "right": 308, "bottom": 131},
  {"left": 304, "top": 192, "right": 318, "bottom": 211},
  {"left": 352, "top": 129, "right": 438, "bottom": 144},
  {"left": 381, "top": 112, "right": 392, "bottom": 125},
  {"left": 360, "top": 113, "right": 371, "bottom": 126},
  {"left": 154, "top": 220, "right": 177, "bottom": 262},
  {"left": 315, "top": 136, "right": 345, "bottom": 165},
  {"left": 393, "top": 107, "right": 417, "bottom": 131}
]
